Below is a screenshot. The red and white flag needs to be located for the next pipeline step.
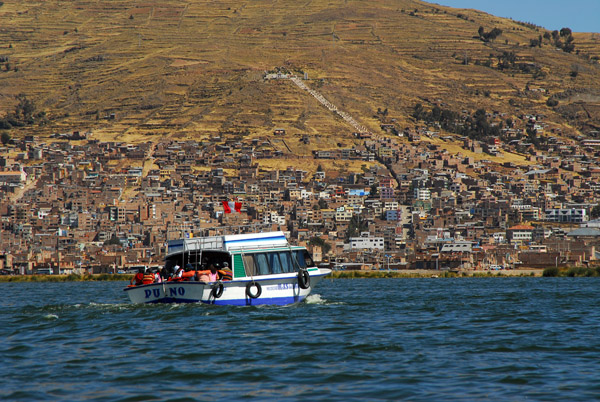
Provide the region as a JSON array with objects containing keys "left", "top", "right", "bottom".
[{"left": 222, "top": 201, "right": 242, "bottom": 213}]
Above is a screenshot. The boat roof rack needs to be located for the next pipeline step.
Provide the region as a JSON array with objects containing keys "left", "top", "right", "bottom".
[
  {"left": 166, "top": 223, "right": 284, "bottom": 240},
  {"left": 167, "top": 231, "right": 291, "bottom": 256}
]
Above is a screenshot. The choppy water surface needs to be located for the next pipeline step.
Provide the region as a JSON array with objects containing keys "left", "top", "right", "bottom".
[{"left": 1, "top": 278, "right": 599, "bottom": 401}]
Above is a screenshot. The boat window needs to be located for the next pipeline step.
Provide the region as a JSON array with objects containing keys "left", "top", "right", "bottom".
[
  {"left": 293, "top": 250, "right": 305, "bottom": 268},
  {"left": 278, "top": 251, "right": 294, "bottom": 273},
  {"left": 242, "top": 254, "right": 257, "bottom": 276},
  {"left": 166, "top": 251, "right": 230, "bottom": 272},
  {"left": 304, "top": 251, "right": 314, "bottom": 267},
  {"left": 254, "top": 253, "right": 270, "bottom": 275},
  {"left": 241, "top": 251, "right": 310, "bottom": 276},
  {"left": 268, "top": 252, "right": 282, "bottom": 274},
  {"left": 293, "top": 250, "right": 314, "bottom": 269},
  {"left": 198, "top": 251, "right": 230, "bottom": 270}
]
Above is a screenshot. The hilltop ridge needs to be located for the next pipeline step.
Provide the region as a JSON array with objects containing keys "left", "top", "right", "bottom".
[{"left": 0, "top": 0, "right": 599, "bottom": 152}]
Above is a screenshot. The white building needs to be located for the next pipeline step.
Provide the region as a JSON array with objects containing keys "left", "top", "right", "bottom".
[
  {"left": 441, "top": 241, "right": 473, "bottom": 253},
  {"left": 335, "top": 207, "right": 353, "bottom": 222},
  {"left": 382, "top": 201, "right": 399, "bottom": 211},
  {"left": 506, "top": 225, "right": 534, "bottom": 244},
  {"left": 350, "top": 233, "right": 385, "bottom": 251},
  {"left": 492, "top": 232, "right": 506, "bottom": 243},
  {"left": 414, "top": 187, "right": 431, "bottom": 201},
  {"left": 545, "top": 208, "right": 588, "bottom": 223},
  {"left": 262, "top": 211, "right": 286, "bottom": 225},
  {"left": 0, "top": 170, "right": 27, "bottom": 184}
]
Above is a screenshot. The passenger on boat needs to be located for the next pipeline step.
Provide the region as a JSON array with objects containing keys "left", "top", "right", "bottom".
[
  {"left": 173, "top": 265, "right": 183, "bottom": 279},
  {"left": 153, "top": 268, "right": 162, "bottom": 283},
  {"left": 193, "top": 269, "right": 202, "bottom": 282},
  {"left": 208, "top": 264, "right": 219, "bottom": 281},
  {"left": 131, "top": 267, "right": 145, "bottom": 286},
  {"left": 197, "top": 263, "right": 219, "bottom": 282},
  {"left": 180, "top": 264, "right": 196, "bottom": 281},
  {"left": 219, "top": 262, "right": 233, "bottom": 281},
  {"left": 160, "top": 266, "right": 172, "bottom": 281},
  {"left": 142, "top": 268, "right": 155, "bottom": 285}
]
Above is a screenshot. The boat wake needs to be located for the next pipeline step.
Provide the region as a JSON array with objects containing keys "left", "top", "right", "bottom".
[
  {"left": 305, "top": 293, "right": 345, "bottom": 305},
  {"left": 305, "top": 294, "right": 326, "bottom": 304}
]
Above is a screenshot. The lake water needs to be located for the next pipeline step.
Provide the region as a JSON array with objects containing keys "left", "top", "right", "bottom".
[{"left": 1, "top": 278, "right": 599, "bottom": 401}]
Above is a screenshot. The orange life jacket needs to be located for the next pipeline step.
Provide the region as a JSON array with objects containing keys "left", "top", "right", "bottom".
[
  {"left": 142, "top": 273, "right": 155, "bottom": 285},
  {"left": 131, "top": 272, "right": 144, "bottom": 286},
  {"left": 168, "top": 268, "right": 184, "bottom": 281},
  {"left": 181, "top": 270, "right": 196, "bottom": 279}
]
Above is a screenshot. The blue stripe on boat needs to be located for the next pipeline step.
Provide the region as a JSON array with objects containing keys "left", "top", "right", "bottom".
[
  {"left": 144, "top": 295, "right": 306, "bottom": 306},
  {"left": 205, "top": 295, "right": 306, "bottom": 306},
  {"left": 224, "top": 235, "right": 287, "bottom": 245}
]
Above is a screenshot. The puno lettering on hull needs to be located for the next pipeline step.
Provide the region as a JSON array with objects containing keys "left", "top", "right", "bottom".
[{"left": 144, "top": 287, "right": 185, "bottom": 299}]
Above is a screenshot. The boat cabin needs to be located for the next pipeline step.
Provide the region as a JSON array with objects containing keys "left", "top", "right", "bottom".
[{"left": 165, "top": 231, "right": 314, "bottom": 278}]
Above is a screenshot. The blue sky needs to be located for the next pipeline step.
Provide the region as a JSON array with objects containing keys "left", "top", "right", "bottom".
[{"left": 433, "top": 1, "right": 599, "bottom": 33}]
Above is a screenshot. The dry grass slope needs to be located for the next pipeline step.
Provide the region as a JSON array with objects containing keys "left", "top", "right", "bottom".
[{"left": 0, "top": 0, "right": 599, "bottom": 159}]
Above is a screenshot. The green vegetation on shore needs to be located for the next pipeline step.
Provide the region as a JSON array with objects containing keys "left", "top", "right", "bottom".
[
  {"left": 329, "top": 270, "right": 454, "bottom": 279},
  {"left": 542, "top": 267, "right": 600, "bottom": 277},
  {"left": 0, "top": 274, "right": 131, "bottom": 283}
]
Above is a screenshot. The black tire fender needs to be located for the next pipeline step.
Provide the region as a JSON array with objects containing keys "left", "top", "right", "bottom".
[
  {"left": 211, "top": 281, "right": 224, "bottom": 299},
  {"left": 246, "top": 281, "right": 262, "bottom": 299},
  {"left": 298, "top": 269, "right": 310, "bottom": 289}
]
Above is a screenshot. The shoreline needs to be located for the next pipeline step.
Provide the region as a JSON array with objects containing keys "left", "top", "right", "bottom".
[
  {"left": 1, "top": 266, "right": 598, "bottom": 282},
  {"left": 328, "top": 269, "right": 545, "bottom": 278}
]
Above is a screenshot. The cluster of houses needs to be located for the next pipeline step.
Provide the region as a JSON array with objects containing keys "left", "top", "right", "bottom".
[{"left": 1, "top": 118, "right": 600, "bottom": 274}]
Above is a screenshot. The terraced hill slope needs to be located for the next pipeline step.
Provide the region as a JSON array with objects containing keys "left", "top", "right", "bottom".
[{"left": 0, "top": 0, "right": 599, "bottom": 152}]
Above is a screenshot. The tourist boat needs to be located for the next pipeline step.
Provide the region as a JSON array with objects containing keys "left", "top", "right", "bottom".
[{"left": 124, "top": 231, "right": 331, "bottom": 306}]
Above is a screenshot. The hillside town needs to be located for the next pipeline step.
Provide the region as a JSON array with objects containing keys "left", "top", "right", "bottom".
[{"left": 2, "top": 111, "right": 600, "bottom": 275}]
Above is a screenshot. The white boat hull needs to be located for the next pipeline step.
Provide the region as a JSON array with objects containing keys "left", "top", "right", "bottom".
[{"left": 124, "top": 268, "right": 331, "bottom": 306}]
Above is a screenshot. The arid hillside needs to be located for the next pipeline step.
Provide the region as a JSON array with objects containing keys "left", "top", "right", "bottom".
[{"left": 1, "top": 0, "right": 600, "bottom": 151}]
